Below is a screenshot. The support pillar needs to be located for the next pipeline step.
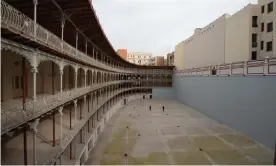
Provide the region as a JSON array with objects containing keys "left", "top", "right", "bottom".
[
  {"left": 32, "top": 67, "right": 37, "bottom": 102},
  {"left": 84, "top": 72, "right": 87, "bottom": 87},
  {"left": 33, "top": 0, "right": 38, "bottom": 37},
  {"left": 53, "top": 111, "right": 56, "bottom": 146},
  {"left": 74, "top": 71, "right": 78, "bottom": 89},
  {"left": 69, "top": 106, "right": 72, "bottom": 130},
  {"left": 23, "top": 125, "right": 28, "bottom": 165},
  {"left": 60, "top": 69, "right": 63, "bottom": 98},
  {"left": 88, "top": 95, "right": 90, "bottom": 113},
  {"left": 80, "top": 100, "right": 82, "bottom": 120},
  {"left": 28, "top": 118, "right": 40, "bottom": 165},
  {"left": 70, "top": 142, "right": 73, "bottom": 160},
  {"left": 61, "top": 16, "right": 65, "bottom": 51},
  {"left": 74, "top": 100, "right": 77, "bottom": 126},
  {"left": 58, "top": 107, "right": 63, "bottom": 141},
  {"left": 83, "top": 95, "right": 87, "bottom": 117},
  {"left": 52, "top": 62, "right": 55, "bottom": 95}
]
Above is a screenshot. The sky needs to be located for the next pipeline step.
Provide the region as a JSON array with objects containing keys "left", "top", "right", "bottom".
[{"left": 92, "top": 0, "right": 257, "bottom": 57}]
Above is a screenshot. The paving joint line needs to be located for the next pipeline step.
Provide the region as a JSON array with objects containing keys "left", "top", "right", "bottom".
[
  {"left": 185, "top": 115, "right": 217, "bottom": 164},
  {"left": 203, "top": 127, "right": 259, "bottom": 164},
  {"left": 150, "top": 109, "right": 175, "bottom": 165}
]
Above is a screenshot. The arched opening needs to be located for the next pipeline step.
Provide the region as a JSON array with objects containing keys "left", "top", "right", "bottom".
[
  {"left": 97, "top": 72, "right": 101, "bottom": 84},
  {"left": 37, "top": 60, "right": 61, "bottom": 95},
  {"left": 87, "top": 70, "right": 92, "bottom": 86},
  {"left": 1, "top": 50, "right": 33, "bottom": 102},
  {"left": 63, "top": 65, "right": 75, "bottom": 91},
  {"left": 77, "top": 68, "right": 85, "bottom": 88}
]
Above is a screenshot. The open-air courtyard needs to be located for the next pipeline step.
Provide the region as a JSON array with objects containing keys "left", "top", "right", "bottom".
[{"left": 87, "top": 99, "right": 274, "bottom": 165}]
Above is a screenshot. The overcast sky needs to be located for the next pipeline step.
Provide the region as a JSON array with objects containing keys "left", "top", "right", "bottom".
[{"left": 92, "top": 0, "right": 257, "bottom": 57}]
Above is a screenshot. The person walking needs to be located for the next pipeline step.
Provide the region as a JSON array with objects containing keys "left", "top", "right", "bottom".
[
  {"left": 162, "top": 106, "right": 164, "bottom": 112},
  {"left": 149, "top": 106, "right": 151, "bottom": 111}
]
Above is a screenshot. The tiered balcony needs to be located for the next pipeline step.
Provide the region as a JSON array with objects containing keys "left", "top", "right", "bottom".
[{"left": 1, "top": 80, "right": 133, "bottom": 134}]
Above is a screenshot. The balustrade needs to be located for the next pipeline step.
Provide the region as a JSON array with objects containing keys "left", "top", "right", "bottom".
[
  {"left": 1, "top": 80, "right": 131, "bottom": 134},
  {"left": 42, "top": 88, "right": 151, "bottom": 165},
  {"left": 175, "top": 57, "right": 276, "bottom": 77},
  {"left": 1, "top": 1, "right": 137, "bottom": 74}
]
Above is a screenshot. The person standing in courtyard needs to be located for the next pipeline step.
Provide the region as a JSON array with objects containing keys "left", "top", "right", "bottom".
[
  {"left": 149, "top": 105, "right": 151, "bottom": 111},
  {"left": 162, "top": 106, "right": 164, "bottom": 112}
]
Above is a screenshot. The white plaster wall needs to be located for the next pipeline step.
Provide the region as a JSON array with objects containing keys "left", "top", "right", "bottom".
[
  {"left": 178, "top": 15, "right": 227, "bottom": 69},
  {"left": 225, "top": 5, "right": 253, "bottom": 63},
  {"left": 174, "top": 41, "right": 185, "bottom": 70}
]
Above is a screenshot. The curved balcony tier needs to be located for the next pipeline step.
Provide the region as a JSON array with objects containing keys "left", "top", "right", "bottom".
[{"left": 1, "top": 0, "right": 174, "bottom": 74}]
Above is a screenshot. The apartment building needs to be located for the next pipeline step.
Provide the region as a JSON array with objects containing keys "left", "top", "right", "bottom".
[
  {"left": 167, "top": 52, "right": 174, "bottom": 66},
  {"left": 127, "top": 52, "right": 153, "bottom": 65},
  {"left": 258, "top": 0, "right": 276, "bottom": 58},
  {"left": 175, "top": 15, "right": 228, "bottom": 69},
  {"left": 154, "top": 56, "right": 165, "bottom": 66},
  {"left": 175, "top": 0, "right": 275, "bottom": 69}
]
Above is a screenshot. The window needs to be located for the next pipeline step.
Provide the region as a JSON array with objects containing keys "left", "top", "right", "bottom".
[
  {"left": 252, "top": 33, "right": 257, "bottom": 42},
  {"left": 267, "top": 22, "right": 273, "bottom": 32},
  {"left": 261, "top": 41, "right": 264, "bottom": 50},
  {"left": 261, "top": 5, "right": 265, "bottom": 13},
  {"left": 268, "top": 2, "right": 273, "bottom": 13},
  {"left": 252, "top": 16, "right": 258, "bottom": 27},
  {"left": 251, "top": 51, "right": 257, "bottom": 60},
  {"left": 261, "top": 22, "right": 264, "bottom": 32},
  {"left": 267, "top": 41, "right": 273, "bottom": 51}
]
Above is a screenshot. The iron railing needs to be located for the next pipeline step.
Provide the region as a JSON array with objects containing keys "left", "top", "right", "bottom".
[
  {"left": 42, "top": 87, "right": 152, "bottom": 165},
  {"left": 1, "top": 1, "right": 138, "bottom": 74},
  {"left": 1, "top": 80, "right": 132, "bottom": 134}
]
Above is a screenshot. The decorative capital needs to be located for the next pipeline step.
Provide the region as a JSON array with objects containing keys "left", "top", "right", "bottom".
[
  {"left": 33, "top": 0, "right": 38, "bottom": 5},
  {"left": 29, "top": 118, "right": 40, "bottom": 133},
  {"left": 74, "top": 66, "right": 79, "bottom": 74},
  {"left": 58, "top": 107, "right": 63, "bottom": 116},
  {"left": 61, "top": 16, "right": 66, "bottom": 28},
  {"left": 31, "top": 67, "right": 38, "bottom": 73},
  {"left": 73, "top": 100, "right": 77, "bottom": 107}
]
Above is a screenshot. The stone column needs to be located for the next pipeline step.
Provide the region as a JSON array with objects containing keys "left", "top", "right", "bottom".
[
  {"left": 28, "top": 118, "right": 40, "bottom": 165},
  {"left": 84, "top": 71, "right": 87, "bottom": 87},
  {"left": 83, "top": 95, "right": 87, "bottom": 117},
  {"left": 61, "top": 16, "right": 65, "bottom": 51},
  {"left": 74, "top": 100, "right": 77, "bottom": 126},
  {"left": 32, "top": 67, "right": 38, "bottom": 102},
  {"left": 58, "top": 107, "right": 63, "bottom": 141},
  {"left": 60, "top": 69, "right": 63, "bottom": 97},
  {"left": 74, "top": 71, "right": 78, "bottom": 89},
  {"left": 33, "top": 0, "right": 38, "bottom": 37}
]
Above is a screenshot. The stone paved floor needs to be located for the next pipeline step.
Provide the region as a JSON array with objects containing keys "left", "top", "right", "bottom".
[{"left": 86, "top": 99, "right": 274, "bottom": 165}]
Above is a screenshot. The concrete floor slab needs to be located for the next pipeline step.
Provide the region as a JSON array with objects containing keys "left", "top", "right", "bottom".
[{"left": 86, "top": 99, "right": 274, "bottom": 165}]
